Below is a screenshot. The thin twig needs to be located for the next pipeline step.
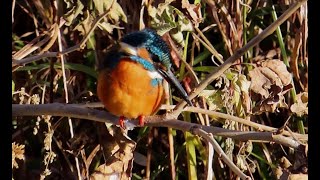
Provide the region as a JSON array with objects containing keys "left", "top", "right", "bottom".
[
  {"left": 194, "top": 128, "right": 251, "bottom": 180},
  {"left": 52, "top": 136, "right": 75, "bottom": 174},
  {"left": 194, "top": 27, "right": 224, "bottom": 64},
  {"left": 146, "top": 128, "right": 153, "bottom": 179},
  {"left": 12, "top": 0, "right": 16, "bottom": 23},
  {"left": 168, "top": 128, "right": 176, "bottom": 180},
  {"left": 164, "top": 33, "right": 199, "bottom": 83},
  {"left": 54, "top": 1, "right": 81, "bottom": 177},
  {"left": 205, "top": 133, "right": 214, "bottom": 180}
]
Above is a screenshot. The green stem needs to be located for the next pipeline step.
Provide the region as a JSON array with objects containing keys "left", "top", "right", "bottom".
[
  {"left": 296, "top": 117, "right": 306, "bottom": 134},
  {"left": 179, "top": 32, "right": 190, "bottom": 81},
  {"left": 243, "top": 0, "right": 253, "bottom": 71},
  {"left": 243, "top": 0, "right": 248, "bottom": 62},
  {"left": 183, "top": 112, "right": 197, "bottom": 180},
  {"left": 271, "top": 5, "right": 289, "bottom": 67},
  {"left": 271, "top": 4, "right": 297, "bottom": 103}
]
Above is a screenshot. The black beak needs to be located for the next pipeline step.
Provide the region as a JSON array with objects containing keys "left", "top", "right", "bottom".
[{"left": 157, "top": 68, "right": 192, "bottom": 106}]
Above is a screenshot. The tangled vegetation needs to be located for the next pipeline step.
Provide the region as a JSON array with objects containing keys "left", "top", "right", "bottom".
[{"left": 12, "top": 0, "right": 308, "bottom": 179}]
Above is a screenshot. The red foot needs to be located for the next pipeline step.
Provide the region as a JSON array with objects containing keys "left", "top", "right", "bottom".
[
  {"left": 119, "top": 116, "right": 125, "bottom": 128},
  {"left": 138, "top": 115, "right": 145, "bottom": 126}
]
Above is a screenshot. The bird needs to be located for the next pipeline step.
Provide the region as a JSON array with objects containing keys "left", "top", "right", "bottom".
[{"left": 97, "top": 28, "right": 192, "bottom": 128}]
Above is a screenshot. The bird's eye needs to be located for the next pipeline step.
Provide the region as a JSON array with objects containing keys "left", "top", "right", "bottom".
[{"left": 150, "top": 54, "right": 160, "bottom": 63}]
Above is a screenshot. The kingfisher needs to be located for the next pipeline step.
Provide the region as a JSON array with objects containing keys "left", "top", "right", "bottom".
[{"left": 97, "top": 28, "right": 192, "bottom": 128}]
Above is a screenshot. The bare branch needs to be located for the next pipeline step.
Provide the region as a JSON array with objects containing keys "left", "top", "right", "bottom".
[{"left": 12, "top": 103, "right": 303, "bottom": 149}]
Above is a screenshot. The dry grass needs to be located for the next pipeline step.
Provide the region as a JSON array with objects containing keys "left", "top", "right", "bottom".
[{"left": 12, "top": 0, "right": 308, "bottom": 179}]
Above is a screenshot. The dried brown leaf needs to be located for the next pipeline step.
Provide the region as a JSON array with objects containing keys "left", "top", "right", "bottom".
[
  {"left": 280, "top": 156, "right": 292, "bottom": 169},
  {"left": 236, "top": 156, "right": 247, "bottom": 171},
  {"left": 262, "top": 60, "right": 292, "bottom": 86},
  {"left": 275, "top": 167, "right": 285, "bottom": 179},
  {"left": 63, "top": 0, "right": 84, "bottom": 26},
  {"left": 253, "top": 94, "right": 289, "bottom": 113},
  {"left": 259, "top": 67, "right": 283, "bottom": 88},
  {"left": 232, "top": 74, "right": 252, "bottom": 115},
  {"left": 290, "top": 92, "right": 308, "bottom": 117},
  {"left": 90, "top": 164, "right": 122, "bottom": 180},
  {"left": 73, "top": 11, "right": 93, "bottom": 36},
  {"left": 12, "top": 142, "right": 25, "bottom": 169},
  {"left": 248, "top": 68, "right": 271, "bottom": 98},
  {"left": 93, "top": 0, "right": 104, "bottom": 15},
  {"left": 107, "top": 2, "right": 127, "bottom": 23},
  {"left": 252, "top": 49, "right": 281, "bottom": 62},
  {"left": 289, "top": 174, "right": 308, "bottom": 180},
  {"left": 92, "top": 0, "right": 127, "bottom": 23},
  {"left": 249, "top": 60, "right": 292, "bottom": 114},
  {"left": 90, "top": 125, "right": 136, "bottom": 180},
  {"left": 181, "top": 0, "right": 203, "bottom": 27}
]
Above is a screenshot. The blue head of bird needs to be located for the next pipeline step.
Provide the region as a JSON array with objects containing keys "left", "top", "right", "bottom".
[{"left": 118, "top": 29, "right": 192, "bottom": 105}]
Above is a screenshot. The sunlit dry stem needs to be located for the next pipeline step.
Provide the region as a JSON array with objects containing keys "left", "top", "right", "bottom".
[
  {"left": 12, "top": 0, "right": 16, "bottom": 23},
  {"left": 160, "top": 105, "right": 306, "bottom": 141},
  {"left": 13, "top": 33, "right": 52, "bottom": 60},
  {"left": 184, "top": 107, "right": 306, "bottom": 140},
  {"left": 205, "top": 133, "right": 214, "bottom": 180},
  {"left": 39, "top": 24, "right": 59, "bottom": 54}
]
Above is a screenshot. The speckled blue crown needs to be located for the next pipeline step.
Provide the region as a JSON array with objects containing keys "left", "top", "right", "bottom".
[{"left": 121, "top": 29, "right": 172, "bottom": 69}]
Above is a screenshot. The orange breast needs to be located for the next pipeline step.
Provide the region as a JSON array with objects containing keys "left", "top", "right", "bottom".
[{"left": 97, "top": 58, "right": 164, "bottom": 119}]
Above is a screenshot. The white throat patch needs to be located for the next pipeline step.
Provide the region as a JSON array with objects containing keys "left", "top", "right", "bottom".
[{"left": 148, "top": 71, "right": 163, "bottom": 79}]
